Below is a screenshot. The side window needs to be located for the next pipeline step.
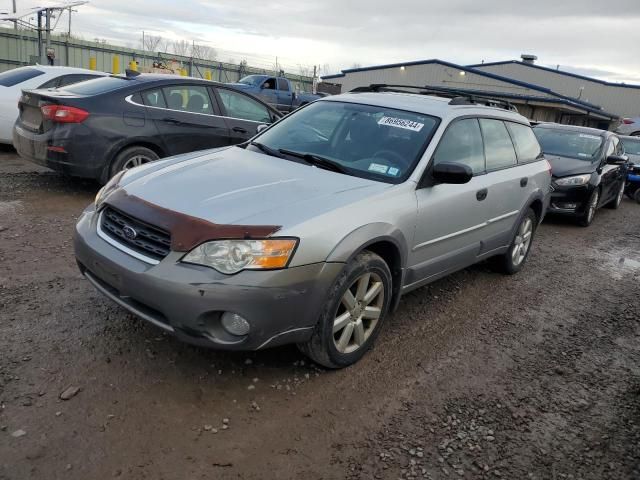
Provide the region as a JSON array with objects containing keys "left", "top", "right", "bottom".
[
  {"left": 479, "top": 119, "right": 517, "bottom": 170},
  {"left": 432, "top": 118, "right": 485, "bottom": 174},
  {"left": 276, "top": 78, "right": 289, "bottom": 91},
  {"left": 612, "top": 137, "right": 623, "bottom": 155},
  {"left": 217, "top": 88, "right": 271, "bottom": 123},
  {"left": 604, "top": 140, "right": 615, "bottom": 158},
  {"left": 262, "top": 78, "right": 276, "bottom": 90},
  {"left": 161, "top": 85, "right": 213, "bottom": 114},
  {"left": 507, "top": 122, "right": 541, "bottom": 163},
  {"left": 141, "top": 88, "right": 167, "bottom": 108}
]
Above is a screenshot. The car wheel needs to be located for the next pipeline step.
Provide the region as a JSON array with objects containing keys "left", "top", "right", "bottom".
[
  {"left": 606, "top": 181, "right": 625, "bottom": 209},
  {"left": 578, "top": 188, "right": 599, "bottom": 227},
  {"left": 635, "top": 189, "right": 640, "bottom": 204},
  {"left": 298, "top": 250, "right": 392, "bottom": 368},
  {"left": 110, "top": 146, "right": 159, "bottom": 179},
  {"left": 492, "top": 208, "right": 536, "bottom": 275}
]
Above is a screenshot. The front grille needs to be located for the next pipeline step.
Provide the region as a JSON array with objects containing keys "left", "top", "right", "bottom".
[{"left": 100, "top": 206, "right": 171, "bottom": 260}]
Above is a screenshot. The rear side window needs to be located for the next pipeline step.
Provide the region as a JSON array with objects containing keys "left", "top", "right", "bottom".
[
  {"left": 217, "top": 88, "right": 272, "bottom": 123},
  {"left": 162, "top": 85, "right": 213, "bottom": 114},
  {"left": 507, "top": 122, "right": 541, "bottom": 162},
  {"left": 65, "top": 76, "right": 128, "bottom": 95},
  {"left": 0, "top": 67, "right": 44, "bottom": 87},
  {"left": 142, "top": 89, "right": 166, "bottom": 108},
  {"left": 433, "top": 118, "right": 485, "bottom": 174},
  {"left": 479, "top": 119, "right": 517, "bottom": 170},
  {"left": 276, "top": 78, "right": 289, "bottom": 91},
  {"left": 58, "top": 74, "right": 100, "bottom": 87}
]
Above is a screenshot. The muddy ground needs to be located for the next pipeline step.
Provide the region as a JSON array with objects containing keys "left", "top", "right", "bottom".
[{"left": 1, "top": 151, "right": 639, "bottom": 480}]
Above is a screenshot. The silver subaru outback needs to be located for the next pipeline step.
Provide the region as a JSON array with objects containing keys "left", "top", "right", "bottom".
[{"left": 74, "top": 87, "right": 551, "bottom": 368}]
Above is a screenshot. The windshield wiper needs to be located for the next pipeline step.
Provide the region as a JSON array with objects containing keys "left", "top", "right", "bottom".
[
  {"left": 249, "top": 141, "right": 285, "bottom": 158},
  {"left": 278, "top": 149, "right": 348, "bottom": 174}
]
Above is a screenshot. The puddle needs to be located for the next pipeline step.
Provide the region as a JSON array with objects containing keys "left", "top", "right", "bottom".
[{"left": 598, "top": 250, "right": 640, "bottom": 280}]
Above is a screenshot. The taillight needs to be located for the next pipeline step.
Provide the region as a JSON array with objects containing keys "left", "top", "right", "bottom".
[
  {"left": 622, "top": 118, "right": 635, "bottom": 125},
  {"left": 40, "top": 104, "right": 89, "bottom": 123}
]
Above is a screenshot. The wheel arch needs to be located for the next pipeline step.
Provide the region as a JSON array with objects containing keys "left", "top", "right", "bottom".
[
  {"left": 100, "top": 139, "right": 166, "bottom": 183},
  {"left": 326, "top": 223, "right": 408, "bottom": 312}
]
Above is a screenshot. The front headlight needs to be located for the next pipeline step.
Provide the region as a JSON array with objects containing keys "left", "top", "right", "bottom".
[
  {"left": 554, "top": 174, "right": 591, "bottom": 186},
  {"left": 95, "top": 170, "right": 126, "bottom": 208},
  {"left": 181, "top": 239, "right": 298, "bottom": 274}
]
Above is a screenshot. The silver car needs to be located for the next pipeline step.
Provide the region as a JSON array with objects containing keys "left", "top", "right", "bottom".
[
  {"left": 74, "top": 89, "right": 551, "bottom": 368},
  {"left": 615, "top": 117, "right": 640, "bottom": 137}
]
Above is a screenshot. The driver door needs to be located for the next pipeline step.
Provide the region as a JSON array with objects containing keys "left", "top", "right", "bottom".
[{"left": 408, "top": 118, "right": 490, "bottom": 286}]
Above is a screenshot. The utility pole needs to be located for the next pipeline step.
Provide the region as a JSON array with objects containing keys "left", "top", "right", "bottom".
[
  {"left": 37, "top": 10, "right": 43, "bottom": 63},
  {"left": 12, "top": 0, "right": 17, "bottom": 30}
]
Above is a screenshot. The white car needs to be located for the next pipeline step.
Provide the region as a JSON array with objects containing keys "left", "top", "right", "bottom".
[
  {"left": 615, "top": 117, "right": 640, "bottom": 137},
  {"left": 0, "top": 65, "right": 107, "bottom": 143}
]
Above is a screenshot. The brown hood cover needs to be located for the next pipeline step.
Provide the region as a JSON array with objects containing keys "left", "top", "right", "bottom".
[{"left": 106, "top": 189, "right": 281, "bottom": 252}]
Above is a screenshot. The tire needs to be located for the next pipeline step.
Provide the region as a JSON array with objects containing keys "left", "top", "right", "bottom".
[
  {"left": 635, "top": 189, "right": 640, "bottom": 204},
  {"left": 298, "top": 251, "right": 392, "bottom": 369},
  {"left": 492, "top": 208, "right": 537, "bottom": 275},
  {"left": 606, "top": 181, "right": 625, "bottom": 209},
  {"left": 578, "top": 188, "right": 599, "bottom": 227},
  {"left": 109, "top": 146, "right": 159, "bottom": 180}
]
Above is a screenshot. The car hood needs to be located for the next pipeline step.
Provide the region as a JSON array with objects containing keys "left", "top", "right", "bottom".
[
  {"left": 226, "top": 83, "right": 253, "bottom": 90},
  {"left": 114, "top": 146, "right": 390, "bottom": 229},
  {"left": 547, "top": 154, "right": 597, "bottom": 178}
]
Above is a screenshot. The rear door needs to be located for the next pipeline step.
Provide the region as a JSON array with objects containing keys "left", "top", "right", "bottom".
[
  {"left": 144, "top": 84, "right": 230, "bottom": 156},
  {"left": 410, "top": 118, "right": 492, "bottom": 284},
  {"left": 213, "top": 86, "right": 277, "bottom": 144}
]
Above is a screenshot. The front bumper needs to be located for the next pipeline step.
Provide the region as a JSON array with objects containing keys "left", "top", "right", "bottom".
[
  {"left": 74, "top": 206, "right": 343, "bottom": 350},
  {"left": 13, "top": 123, "right": 104, "bottom": 179},
  {"left": 548, "top": 183, "right": 591, "bottom": 216}
]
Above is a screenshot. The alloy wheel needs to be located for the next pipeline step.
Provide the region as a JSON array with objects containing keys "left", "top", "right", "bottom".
[
  {"left": 333, "top": 272, "right": 385, "bottom": 354},
  {"left": 122, "top": 154, "right": 152, "bottom": 170},
  {"left": 587, "top": 190, "right": 599, "bottom": 223},
  {"left": 511, "top": 217, "right": 533, "bottom": 267}
]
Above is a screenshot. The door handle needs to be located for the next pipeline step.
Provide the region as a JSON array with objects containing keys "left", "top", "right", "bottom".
[
  {"left": 476, "top": 188, "right": 488, "bottom": 201},
  {"left": 520, "top": 177, "right": 528, "bottom": 187},
  {"left": 232, "top": 126, "right": 248, "bottom": 134},
  {"left": 162, "top": 117, "right": 182, "bottom": 125}
]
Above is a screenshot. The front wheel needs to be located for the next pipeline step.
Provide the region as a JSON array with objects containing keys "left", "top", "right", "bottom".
[
  {"left": 578, "top": 188, "right": 599, "bottom": 227},
  {"left": 606, "top": 181, "right": 625, "bottom": 209},
  {"left": 492, "top": 208, "right": 537, "bottom": 275},
  {"left": 298, "top": 251, "right": 392, "bottom": 368}
]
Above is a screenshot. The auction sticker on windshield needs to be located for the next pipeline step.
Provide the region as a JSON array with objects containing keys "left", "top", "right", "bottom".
[
  {"left": 368, "top": 163, "right": 389, "bottom": 174},
  {"left": 378, "top": 116, "right": 424, "bottom": 132}
]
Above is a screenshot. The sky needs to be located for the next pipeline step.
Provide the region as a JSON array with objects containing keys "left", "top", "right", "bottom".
[{"left": 8, "top": 0, "right": 640, "bottom": 83}]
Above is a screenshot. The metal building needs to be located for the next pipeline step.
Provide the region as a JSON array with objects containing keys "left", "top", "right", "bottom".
[{"left": 321, "top": 57, "right": 625, "bottom": 129}]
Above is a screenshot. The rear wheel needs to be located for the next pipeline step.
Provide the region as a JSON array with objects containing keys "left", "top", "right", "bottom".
[
  {"left": 578, "top": 188, "right": 599, "bottom": 227},
  {"left": 635, "top": 189, "right": 640, "bottom": 204},
  {"left": 298, "top": 251, "right": 392, "bottom": 368},
  {"left": 492, "top": 208, "right": 536, "bottom": 275},
  {"left": 109, "top": 146, "right": 159, "bottom": 179}
]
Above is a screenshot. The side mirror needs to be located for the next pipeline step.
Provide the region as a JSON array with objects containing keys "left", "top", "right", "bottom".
[
  {"left": 256, "top": 124, "right": 269, "bottom": 133},
  {"left": 431, "top": 162, "right": 473, "bottom": 184},
  {"left": 606, "top": 154, "right": 628, "bottom": 165}
]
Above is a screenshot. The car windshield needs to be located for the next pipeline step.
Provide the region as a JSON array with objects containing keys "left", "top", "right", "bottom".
[
  {"left": 63, "top": 76, "right": 128, "bottom": 95},
  {"left": 534, "top": 127, "right": 603, "bottom": 161},
  {"left": 251, "top": 100, "right": 439, "bottom": 183},
  {"left": 621, "top": 138, "right": 640, "bottom": 155},
  {"left": 238, "top": 75, "right": 264, "bottom": 86}
]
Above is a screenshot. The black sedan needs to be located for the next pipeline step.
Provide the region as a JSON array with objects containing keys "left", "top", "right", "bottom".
[
  {"left": 533, "top": 123, "right": 628, "bottom": 227},
  {"left": 13, "top": 72, "right": 282, "bottom": 183}
]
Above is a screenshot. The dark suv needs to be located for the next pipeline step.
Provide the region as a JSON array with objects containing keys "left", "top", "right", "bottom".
[{"left": 13, "top": 73, "right": 281, "bottom": 183}]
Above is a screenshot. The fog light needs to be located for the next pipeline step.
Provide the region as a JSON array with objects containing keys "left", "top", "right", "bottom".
[{"left": 221, "top": 312, "right": 250, "bottom": 336}]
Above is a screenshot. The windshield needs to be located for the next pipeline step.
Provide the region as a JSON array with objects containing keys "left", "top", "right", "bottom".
[
  {"left": 238, "top": 75, "right": 264, "bottom": 86},
  {"left": 251, "top": 100, "right": 439, "bottom": 183},
  {"left": 64, "top": 76, "right": 128, "bottom": 95},
  {"left": 621, "top": 138, "right": 640, "bottom": 155},
  {"left": 534, "top": 127, "right": 603, "bottom": 161}
]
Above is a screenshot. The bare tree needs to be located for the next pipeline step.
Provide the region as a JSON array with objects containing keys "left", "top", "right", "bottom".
[
  {"left": 172, "top": 39, "right": 191, "bottom": 57},
  {"left": 142, "top": 34, "right": 163, "bottom": 53},
  {"left": 298, "top": 65, "right": 312, "bottom": 78},
  {"left": 191, "top": 44, "right": 217, "bottom": 61},
  {"left": 350, "top": 62, "right": 362, "bottom": 69}
]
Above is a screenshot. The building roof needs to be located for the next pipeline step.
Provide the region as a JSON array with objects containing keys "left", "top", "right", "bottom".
[
  {"left": 467, "top": 60, "right": 640, "bottom": 90},
  {"left": 321, "top": 59, "right": 615, "bottom": 118}
]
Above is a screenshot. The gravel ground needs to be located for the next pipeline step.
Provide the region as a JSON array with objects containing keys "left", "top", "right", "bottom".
[{"left": 1, "top": 151, "right": 639, "bottom": 479}]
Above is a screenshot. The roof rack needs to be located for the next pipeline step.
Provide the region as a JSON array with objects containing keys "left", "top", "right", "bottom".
[{"left": 350, "top": 84, "right": 518, "bottom": 112}]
